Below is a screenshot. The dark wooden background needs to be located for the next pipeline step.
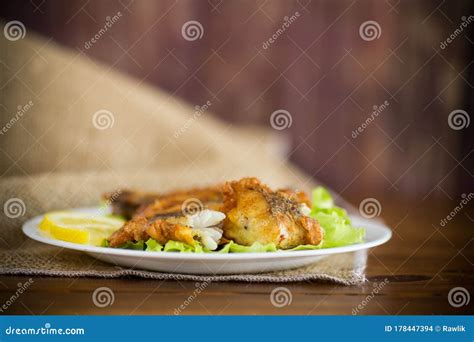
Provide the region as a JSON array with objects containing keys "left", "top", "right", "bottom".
[{"left": 1, "top": 0, "right": 473, "bottom": 201}]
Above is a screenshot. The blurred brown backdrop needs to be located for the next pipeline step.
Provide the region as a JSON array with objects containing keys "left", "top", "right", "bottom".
[{"left": 1, "top": 0, "right": 473, "bottom": 201}]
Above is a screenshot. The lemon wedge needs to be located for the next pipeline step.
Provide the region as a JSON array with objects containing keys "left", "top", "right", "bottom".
[{"left": 39, "top": 211, "right": 125, "bottom": 246}]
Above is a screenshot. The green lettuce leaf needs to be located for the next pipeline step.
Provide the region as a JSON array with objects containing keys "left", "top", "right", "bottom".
[
  {"left": 145, "top": 238, "right": 163, "bottom": 252},
  {"left": 217, "top": 241, "right": 278, "bottom": 253},
  {"left": 120, "top": 240, "right": 145, "bottom": 250},
  {"left": 287, "top": 244, "right": 321, "bottom": 251},
  {"left": 310, "top": 187, "right": 365, "bottom": 248},
  {"left": 216, "top": 242, "right": 232, "bottom": 253},
  {"left": 162, "top": 240, "right": 209, "bottom": 253},
  {"left": 312, "top": 187, "right": 334, "bottom": 210}
]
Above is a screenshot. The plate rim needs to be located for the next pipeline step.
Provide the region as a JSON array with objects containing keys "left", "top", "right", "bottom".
[{"left": 22, "top": 207, "right": 392, "bottom": 260}]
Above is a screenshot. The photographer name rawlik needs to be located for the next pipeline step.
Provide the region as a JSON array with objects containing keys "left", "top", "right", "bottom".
[{"left": 384, "top": 325, "right": 466, "bottom": 333}]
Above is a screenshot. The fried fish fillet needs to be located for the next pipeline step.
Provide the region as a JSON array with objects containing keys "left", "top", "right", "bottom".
[
  {"left": 221, "top": 178, "right": 322, "bottom": 249},
  {"left": 107, "top": 209, "right": 192, "bottom": 247},
  {"left": 107, "top": 194, "right": 225, "bottom": 250},
  {"left": 106, "top": 178, "right": 322, "bottom": 250},
  {"left": 104, "top": 185, "right": 224, "bottom": 219}
]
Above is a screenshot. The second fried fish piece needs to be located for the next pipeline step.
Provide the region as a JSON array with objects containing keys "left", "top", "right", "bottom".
[
  {"left": 104, "top": 185, "right": 224, "bottom": 219},
  {"left": 108, "top": 198, "right": 226, "bottom": 250}
]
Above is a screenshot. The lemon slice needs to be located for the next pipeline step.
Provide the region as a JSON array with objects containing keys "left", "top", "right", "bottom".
[{"left": 39, "top": 211, "right": 125, "bottom": 246}]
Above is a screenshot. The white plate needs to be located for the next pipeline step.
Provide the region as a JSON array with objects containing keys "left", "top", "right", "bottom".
[{"left": 22, "top": 207, "right": 391, "bottom": 275}]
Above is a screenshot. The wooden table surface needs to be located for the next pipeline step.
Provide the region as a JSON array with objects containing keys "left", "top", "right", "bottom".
[{"left": 0, "top": 196, "right": 472, "bottom": 315}]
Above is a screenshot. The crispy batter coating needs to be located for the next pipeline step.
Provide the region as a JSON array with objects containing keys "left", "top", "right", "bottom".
[
  {"left": 107, "top": 216, "right": 149, "bottom": 247},
  {"left": 107, "top": 206, "right": 196, "bottom": 247},
  {"left": 277, "top": 188, "right": 312, "bottom": 207},
  {"left": 146, "top": 220, "right": 195, "bottom": 246},
  {"left": 222, "top": 178, "right": 322, "bottom": 249}
]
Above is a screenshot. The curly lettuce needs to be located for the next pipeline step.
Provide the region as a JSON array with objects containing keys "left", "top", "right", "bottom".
[
  {"left": 310, "top": 187, "right": 365, "bottom": 248},
  {"left": 218, "top": 241, "right": 278, "bottom": 253}
]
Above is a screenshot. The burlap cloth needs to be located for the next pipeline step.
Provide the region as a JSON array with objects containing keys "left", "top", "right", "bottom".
[{"left": 0, "top": 26, "right": 367, "bottom": 285}]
